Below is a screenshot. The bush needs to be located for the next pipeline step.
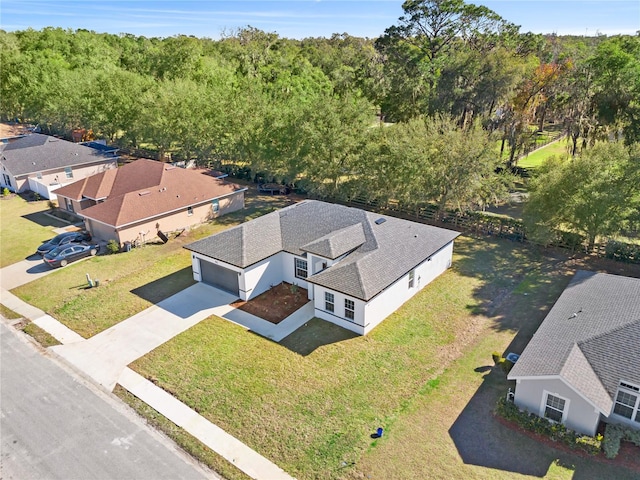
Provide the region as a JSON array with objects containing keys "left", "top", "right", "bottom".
[
  {"left": 495, "top": 397, "right": 601, "bottom": 455},
  {"left": 603, "top": 423, "right": 640, "bottom": 459},
  {"left": 106, "top": 239, "right": 120, "bottom": 254},
  {"left": 47, "top": 200, "right": 57, "bottom": 210},
  {"left": 492, "top": 351, "right": 502, "bottom": 364},
  {"left": 2, "top": 187, "right": 10, "bottom": 197}
]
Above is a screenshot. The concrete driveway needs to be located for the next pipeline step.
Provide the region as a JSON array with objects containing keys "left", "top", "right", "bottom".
[
  {"left": 0, "top": 254, "right": 57, "bottom": 290},
  {"left": 51, "top": 283, "right": 240, "bottom": 390}
]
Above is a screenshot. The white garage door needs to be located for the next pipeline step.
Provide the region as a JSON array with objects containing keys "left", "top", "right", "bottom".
[{"left": 199, "top": 259, "right": 239, "bottom": 296}]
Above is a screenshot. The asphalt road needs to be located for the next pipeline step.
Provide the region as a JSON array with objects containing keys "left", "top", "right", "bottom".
[{"left": 0, "top": 321, "right": 214, "bottom": 480}]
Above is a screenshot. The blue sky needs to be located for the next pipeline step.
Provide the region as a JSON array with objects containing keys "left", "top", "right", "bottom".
[{"left": 2, "top": 1, "right": 638, "bottom": 39}]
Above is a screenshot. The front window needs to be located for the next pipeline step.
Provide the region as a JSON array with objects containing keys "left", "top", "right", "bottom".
[
  {"left": 613, "top": 382, "right": 640, "bottom": 422},
  {"left": 212, "top": 199, "right": 219, "bottom": 213},
  {"left": 187, "top": 206, "right": 193, "bottom": 216},
  {"left": 408, "top": 269, "right": 415, "bottom": 288},
  {"left": 65, "top": 198, "right": 74, "bottom": 212},
  {"left": 544, "top": 394, "right": 566, "bottom": 423},
  {"left": 65, "top": 167, "right": 73, "bottom": 179},
  {"left": 36, "top": 172, "right": 42, "bottom": 180},
  {"left": 344, "top": 299, "right": 355, "bottom": 320},
  {"left": 294, "top": 258, "right": 307, "bottom": 279},
  {"left": 325, "top": 292, "right": 334, "bottom": 312}
]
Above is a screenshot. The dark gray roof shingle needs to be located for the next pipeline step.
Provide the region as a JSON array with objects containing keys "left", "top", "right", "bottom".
[
  {"left": 0, "top": 134, "right": 115, "bottom": 176},
  {"left": 185, "top": 200, "right": 459, "bottom": 301},
  {"left": 509, "top": 271, "right": 640, "bottom": 413}
]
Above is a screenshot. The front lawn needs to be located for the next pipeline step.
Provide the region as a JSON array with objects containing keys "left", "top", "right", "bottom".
[
  {"left": 127, "top": 236, "right": 552, "bottom": 479},
  {"left": 0, "top": 195, "right": 69, "bottom": 267}
]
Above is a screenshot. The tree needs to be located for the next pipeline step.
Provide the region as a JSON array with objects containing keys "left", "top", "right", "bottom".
[{"left": 524, "top": 141, "right": 639, "bottom": 249}]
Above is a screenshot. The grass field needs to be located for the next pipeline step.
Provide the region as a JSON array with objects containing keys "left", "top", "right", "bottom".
[
  {"left": 516, "top": 138, "right": 572, "bottom": 170},
  {"left": 0, "top": 195, "right": 69, "bottom": 267},
  {"left": 127, "top": 235, "right": 639, "bottom": 480}
]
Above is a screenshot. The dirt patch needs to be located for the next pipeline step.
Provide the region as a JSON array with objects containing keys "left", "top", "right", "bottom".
[{"left": 231, "top": 282, "right": 308, "bottom": 324}]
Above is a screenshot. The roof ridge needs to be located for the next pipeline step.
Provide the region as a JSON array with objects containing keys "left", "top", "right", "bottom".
[{"left": 578, "top": 317, "right": 640, "bottom": 347}]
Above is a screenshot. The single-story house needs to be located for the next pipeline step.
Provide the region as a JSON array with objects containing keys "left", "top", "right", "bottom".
[
  {"left": 54, "top": 159, "right": 247, "bottom": 246},
  {"left": 508, "top": 271, "right": 640, "bottom": 436},
  {"left": 185, "top": 200, "right": 460, "bottom": 335},
  {"left": 0, "top": 133, "right": 118, "bottom": 199}
]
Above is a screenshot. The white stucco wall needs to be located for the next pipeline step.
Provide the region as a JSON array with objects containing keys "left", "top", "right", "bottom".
[
  {"left": 313, "top": 286, "right": 367, "bottom": 335},
  {"left": 242, "top": 253, "right": 284, "bottom": 300},
  {"left": 281, "top": 253, "right": 310, "bottom": 292},
  {"left": 513, "top": 377, "right": 602, "bottom": 436}
]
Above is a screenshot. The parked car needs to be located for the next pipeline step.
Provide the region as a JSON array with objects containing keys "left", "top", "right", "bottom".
[
  {"left": 36, "top": 231, "right": 91, "bottom": 256},
  {"left": 42, "top": 242, "right": 100, "bottom": 268}
]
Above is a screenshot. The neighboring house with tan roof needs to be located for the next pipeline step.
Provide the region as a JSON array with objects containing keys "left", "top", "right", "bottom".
[
  {"left": 185, "top": 200, "right": 460, "bottom": 335},
  {"left": 508, "top": 271, "right": 640, "bottom": 436},
  {"left": 0, "top": 133, "right": 118, "bottom": 199},
  {"left": 54, "top": 159, "right": 247, "bottom": 246}
]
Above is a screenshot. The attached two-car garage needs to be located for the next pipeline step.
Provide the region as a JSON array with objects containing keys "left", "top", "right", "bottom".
[{"left": 199, "top": 259, "right": 239, "bottom": 296}]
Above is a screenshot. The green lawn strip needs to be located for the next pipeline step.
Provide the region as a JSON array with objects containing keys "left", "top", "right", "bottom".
[
  {"left": 0, "top": 303, "right": 22, "bottom": 319},
  {"left": 0, "top": 196, "right": 66, "bottom": 267},
  {"left": 129, "top": 236, "right": 544, "bottom": 479},
  {"left": 113, "top": 386, "right": 252, "bottom": 480},
  {"left": 22, "top": 322, "right": 62, "bottom": 347}
]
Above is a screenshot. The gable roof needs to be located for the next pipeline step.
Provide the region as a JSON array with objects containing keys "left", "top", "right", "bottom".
[
  {"left": 56, "top": 159, "right": 245, "bottom": 228},
  {"left": 509, "top": 271, "right": 640, "bottom": 414},
  {"left": 0, "top": 134, "right": 115, "bottom": 176},
  {"left": 185, "top": 200, "right": 459, "bottom": 301}
]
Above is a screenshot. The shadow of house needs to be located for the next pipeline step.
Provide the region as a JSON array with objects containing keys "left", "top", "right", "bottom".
[
  {"left": 130, "top": 267, "right": 195, "bottom": 306},
  {"left": 22, "top": 211, "right": 70, "bottom": 229},
  {"left": 449, "top": 367, "right": 640, "bottom": 479},
  {"left": 279, "top": 318, "right": 358, "bottom": 356}
]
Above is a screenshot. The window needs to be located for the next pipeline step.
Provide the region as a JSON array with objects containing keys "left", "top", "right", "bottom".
[
  {"left": 187, "top": 206, "right": 193, "bottom": 216},
  {"left": 212, "top": 199, "right": 219, "bottom": 214},
  {"left": 408, "top": 269, "right": 415, "bottom": 288},
  {"left": 36, "top": 172, "right": 42, "bottom": 180},
  {"left": 294, "top": 258, "right": 307, "bottom": 279},
  {"left": 544, "top": 394, "right": 566, "bottom": 423},
  {"left": 613, "top": 382, "right": 640, "bottom": 422},
  {"left": 325, "top": 292, "right": 334, "bottom": 312},
  {"left": 344, "top": 299, "right": 355, "bottom": 320},
  {"left": 65, "top": 198, "right": 74, "bottom": 212},
  {"left": 65, "top": 167, "right": 73, "bottom": 179}
]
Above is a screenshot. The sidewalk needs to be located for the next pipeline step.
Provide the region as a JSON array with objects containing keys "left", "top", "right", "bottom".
[{"left": 1, "top": 280, "right": 298, "bottom": 480}]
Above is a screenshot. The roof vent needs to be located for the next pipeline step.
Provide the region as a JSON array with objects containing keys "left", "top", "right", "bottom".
[
  {"left": 139, "top": 191, "right": 150, "bottom": 196},
  {"left": 375, "top": 218, "right": 386, "bottom": 225},
  {"left": 165, "top": 165, "right": 176, "bottom": 171},
  {"left": 568, "top": 309, "right": 582, "bottom": 319}
]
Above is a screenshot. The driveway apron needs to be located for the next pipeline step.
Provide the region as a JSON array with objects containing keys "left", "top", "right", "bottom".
[{"left": 51, "top": 283, "right": 239, "bottom": 390}]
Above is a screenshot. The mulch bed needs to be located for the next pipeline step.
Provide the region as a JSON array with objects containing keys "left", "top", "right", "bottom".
[
  {"left": 494, "top": 414, "right": 640, "bottom": 473},
  {"left": 231, "top": 282, "right": 308, "bottom": 324}
]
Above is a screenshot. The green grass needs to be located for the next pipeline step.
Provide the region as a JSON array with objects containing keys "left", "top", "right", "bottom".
[
  {"left": 0, "top": 304, "right": 22, "bottom": 319},
  {"left": 127, "top": 236, "right": 599, "bottom": 480},
  {"left": 0, "top": 196, "right": 68, "bottom": 267},
  {"left": 11, "top": 192, "right": 295, "bottom": 338},
  {"left": 517, "top": 138, "right": 572, "bottom": 170},
  {"left": 22, "top": 322, "right": 61, "bottom": 347}
]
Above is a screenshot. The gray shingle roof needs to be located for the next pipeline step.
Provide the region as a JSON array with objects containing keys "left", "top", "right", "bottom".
[
  {"left": 509, "top": 271, "right": 640, "bottom": 414},
  {"left": 0, "top": 134, "right": 114, "bottom": 176},
  {"left": 185, "top": 200, "right": 459, "bottom": 301}
]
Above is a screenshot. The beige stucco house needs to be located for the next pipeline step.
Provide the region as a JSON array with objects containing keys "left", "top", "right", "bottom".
[{"left": 55, "top": 159, "right": 246, "bottom": 246}]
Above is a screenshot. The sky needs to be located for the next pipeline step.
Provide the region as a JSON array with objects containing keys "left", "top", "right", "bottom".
[{"left": 1, "top": 0, "right": 639, "bottom": 39}]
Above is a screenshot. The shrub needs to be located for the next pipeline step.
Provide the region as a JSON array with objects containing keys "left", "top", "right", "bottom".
[
  {"left": 2, "top": 187, "right": 10, "bottom": 197},
  {"left": 603, "top": 423, "right": 640, "bottom": 459},
  {"left": 106, "top": 239, "right": 120, "bottom": 254},
  {"left": 492, "top": 351, "right": 502, "bottom": 364},
  {"left": 47, "top": 200, "right": 57, "bottom": 210},
  {"left": 495, "top": 397, "right": 601, "bottom": 455}
]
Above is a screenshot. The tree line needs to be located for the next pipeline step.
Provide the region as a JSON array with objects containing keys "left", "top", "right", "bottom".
[{"left": 1, "top": 0, "right": 639, "bottom": 245}]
